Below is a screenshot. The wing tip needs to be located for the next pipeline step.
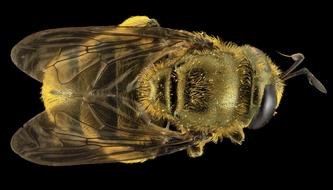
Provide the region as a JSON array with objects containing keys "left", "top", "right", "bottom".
[
  {"left": 10, "top": 32, "right": 44, "bottom": 81},
  {"left": 10, "top": 43, "right": 21, "bottom": 67},
  {"left": 11, "top": 127, "right": 62, "bottom": 166},
  {"left": 11, "top": 127, "right": 34, "bottom": 154},
  {"left": 11, "top": 126, "right": 43, "bottom": 162},
  {"left": 10, "top": 33, "right": 33, "bottom": 65}
]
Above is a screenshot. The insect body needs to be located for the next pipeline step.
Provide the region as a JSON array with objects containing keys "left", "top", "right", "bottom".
[{"left": 11, "top": 16, "right": 326, "bottom": 165}]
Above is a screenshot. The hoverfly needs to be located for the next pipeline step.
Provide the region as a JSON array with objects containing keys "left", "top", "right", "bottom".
[{"left": 11, "top": 16, "right": 327, "bottom": 166}]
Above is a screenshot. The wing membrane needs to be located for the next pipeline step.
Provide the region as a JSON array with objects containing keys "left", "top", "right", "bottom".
[
  {"left": 11, "top": 112, "right": 195, "bottom": 166},
  {"left": 11, "top": 25, "right": 213, "bottom": 165},
  {"left": 11, "top": 26, "right": 197, "bottom": 82}
]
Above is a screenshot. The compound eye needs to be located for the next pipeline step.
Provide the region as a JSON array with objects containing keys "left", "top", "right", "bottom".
[{"left": 249, "top": 85, "right": 277, "bottom": 130}]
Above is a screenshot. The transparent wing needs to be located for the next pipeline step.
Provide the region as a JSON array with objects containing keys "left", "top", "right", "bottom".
[
  {"left": 11, "top": 26, "right": 200, "bottom": 82},
  {"left": 11, "top": 112, "right": 197, "bottom": 166},
  {"left": 11, "top": 26, "right": 213, "bottom": 165}
]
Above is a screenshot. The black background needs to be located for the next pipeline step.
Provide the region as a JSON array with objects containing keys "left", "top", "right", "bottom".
[{"left": 0, "top": 1, "right": 331, "bottom": 187}]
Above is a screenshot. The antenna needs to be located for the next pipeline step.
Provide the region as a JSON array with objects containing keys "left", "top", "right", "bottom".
[{"left": 277, "top": 52, "right": 327, "bottom": 94}]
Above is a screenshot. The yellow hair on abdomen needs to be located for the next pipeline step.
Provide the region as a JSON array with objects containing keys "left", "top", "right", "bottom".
[{"left": 41, "top": 66, "right": 75, "bottom": 122}]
